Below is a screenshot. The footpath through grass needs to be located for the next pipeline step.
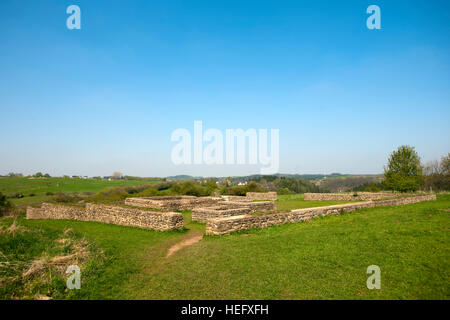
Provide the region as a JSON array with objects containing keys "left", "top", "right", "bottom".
[{"left": 0, "top": 194, "right": 448, "bottom": 299}]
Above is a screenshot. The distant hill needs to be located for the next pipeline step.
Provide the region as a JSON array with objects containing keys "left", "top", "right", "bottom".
[
  {"left": 229, "top": 173, "right": 347, "bottom": 182},
  {"left": 163, "top": 173, "right": 384, "bottom": 193}
]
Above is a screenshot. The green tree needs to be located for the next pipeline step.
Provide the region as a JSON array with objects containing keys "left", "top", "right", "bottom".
[{"left": 384, "top": 145, "right": 422, "bottom": 192}]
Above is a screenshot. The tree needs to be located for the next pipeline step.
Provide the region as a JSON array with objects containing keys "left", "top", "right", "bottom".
[
  {"left": 441, "top": 153, "right": 450, "bottom": 176},
  {"left": 34, "top": 172, "right": 43, "bottom": 178},
  {"left": 441, "top": 153, "right": 450, "bottom": 190},
  {"left": 8, "top": 172, "right": 23, "bottom": 177},
  {"left": 423, "top": 153, "right": 450, "bottom": 191},
  {"left": 384, "top": 145, "right": 422, "bottom": 192}
]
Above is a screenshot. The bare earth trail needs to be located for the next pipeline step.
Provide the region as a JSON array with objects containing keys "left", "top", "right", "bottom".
[
  {"left": 165, "top": 231, "right": 204, "bottom": 257},
  {"left": 164, "top": 211, "right": 206, "bottom": 258},
  {"left": 117, "top": 213, "right": 206, "bottom": 298}
]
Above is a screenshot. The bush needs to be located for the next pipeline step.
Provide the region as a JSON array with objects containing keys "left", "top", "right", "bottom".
[
  {"left": 8, "top": 193, "right": 24, "bottom": 199},
  {"left": 137, "top": 187, "right": 159, "bottom": 197},
  {"left": 124, "top": 184, "right": 153, "bottom": 194},
  {"left": 52, "top": 193, "right": 82, "bottom": 204},
  {"left": 87, "top": 187, "right": 129, "bottom": 203},
  {"left": 171, "top": 181, "right": 211, "bottom": 197},
  {"left": 352, "top": 182, "right": 384, "bottom": 192},
  {"left": 0, "top": 192, "right": 12, "bottom": 216},
  {"left": 222, "top": 182, "right": 263, "bottom": 196},
  {"left": 277, "top": 187, "right": 293, "bottom": 195}
]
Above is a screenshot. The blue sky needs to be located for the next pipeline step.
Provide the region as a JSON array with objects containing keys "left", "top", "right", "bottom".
[{"left": 0, "top": 0, "right": 449, "bottom": 177}]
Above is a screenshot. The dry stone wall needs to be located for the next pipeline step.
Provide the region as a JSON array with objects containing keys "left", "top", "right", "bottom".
[
  {"left": 206, "top": 194, "right": 436, "bottom": 235},
  {"left": 246, "top": 192, "right": 278, "bottom": 201},
  {"left": 221, "top": 195, "right": 252, "bottom": 202},
  {"left": 26, "top": 203, "right": 183, "bottom": 231},
  {"left": 26, "top": 203, "right": 85, "bottom": 220},
  {"left": 192, "top": 206, "right": 252, "bottom": 223},
  {"left": 222, "top": 192, "right": 278, "bottom": 202},
  {"left": 124, "top": 196, "right": 222, "bottom": 211},
  {"left": 191, "top": 200, "right": 276, "bottom": 223},
  {"left": 304, "top": 192, "right": 419, "bottom": 201},
  {"left": 125, "top": 195, "right": 276, "bottom": 215},
  {"left": 215, "top": 200, "right": 275, "bottom": 211}
]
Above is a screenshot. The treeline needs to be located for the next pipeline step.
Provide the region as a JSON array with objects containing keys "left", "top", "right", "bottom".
[
  {"left": 248, "top": 176, "right": 320, "bottom": 194},
  {"left": 422, "top": 154, "right": 450, "bottom": 191},
  {"left": 318, "top": 175, "right": 383, "bottom": 193}
]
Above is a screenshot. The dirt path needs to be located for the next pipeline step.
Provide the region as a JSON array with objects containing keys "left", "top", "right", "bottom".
[{"left": 166, "top": 232, "right": 203, "bottom": 258}]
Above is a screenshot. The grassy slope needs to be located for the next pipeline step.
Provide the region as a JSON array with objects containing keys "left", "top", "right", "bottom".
[
  {"left": 0, "top": 177, "right": 158, "bottom": 207},
  {"left": 1, "top": 194, "right": 449, "bottom": 299}
]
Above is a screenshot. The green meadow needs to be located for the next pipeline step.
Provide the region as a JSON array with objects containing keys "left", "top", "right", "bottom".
[
  {"left": 276, "top": 194, "right": 358, "bottom": 211},
  {"left": 0, "top": 177, "right": 159, "bottom": 207},
  {"left": 1, "top": 193, "right": 448, "bottom": 300}
]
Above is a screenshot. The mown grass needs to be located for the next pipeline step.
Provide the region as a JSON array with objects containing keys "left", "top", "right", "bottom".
[
  {"left": 130, "top": 194, "right": 449, "bottom": 299},
  {"left": 0, "top": 194, "right": 448, "bottom": 299},
  {"left": 276, "top": 194, "right": 358, "bottom": 211}
]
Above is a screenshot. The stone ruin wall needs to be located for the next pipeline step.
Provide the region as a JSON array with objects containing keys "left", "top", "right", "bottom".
[
  {"left": 303, "top": 192, "right": 420, "bottom": 201},
  {"left": 191, "top": 200, "right": 276, "bottom": 223},
  {"left": 192, "top": 206, "right": 252, "bottom": 223},
  {"left": 206, "top": 194, "right": 436, "bottom": 235},
  {"left": 125, "top": 193, "right": 277, "bottom": 223},
  {"left": 221, "top": 195, "right": 253, "bottom": 202},
  {"left": 25, "top": 193, "right": 436, "bottom": 235},
  {"left": 219, "top": 201, "right": 276, "bottom": 211},
  {"left": 222, "top": 192, "right": 278, "bottom": 202},
  {"left": 26, "top": 203, "right": 183, "bottom": 231},
  {"left": 246, "top": 192, "right": 278, "bottom": 201},
  {"left": 124, "top": 196, "right": 222, "bottom": 211}
]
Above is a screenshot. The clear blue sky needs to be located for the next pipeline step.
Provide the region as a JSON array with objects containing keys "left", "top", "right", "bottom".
[{"left": 1, "top": 0, "right": 449, "bottom": 177}]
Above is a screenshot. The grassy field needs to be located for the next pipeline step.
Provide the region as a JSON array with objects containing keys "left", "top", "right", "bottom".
[
  {"left": 276, "top": 194, "right": 357, "bottom": 211},
  {"left": 0, "top": 177, "right": 159, "bottom": 207},
  {"left": 1, "top": 194, "right": 448, "bottom": 299}
]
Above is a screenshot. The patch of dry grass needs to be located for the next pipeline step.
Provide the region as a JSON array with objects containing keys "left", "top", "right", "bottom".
[
  {"left": 0, "top": 221, "right": 101, "bottom": 300},
  {"left": 0, "top": 219, "right": 29, "bottom": 237}
]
